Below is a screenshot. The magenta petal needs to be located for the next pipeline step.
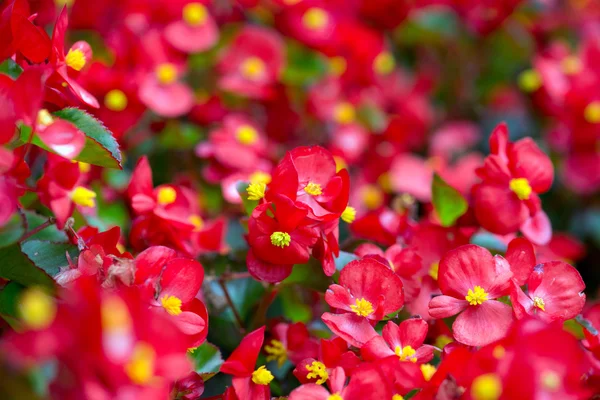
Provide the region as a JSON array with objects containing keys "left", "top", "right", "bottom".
[
  {"left": 139, "top": 78, "right": 194, "bottom": 118},
  {"left": 397, "top": 318, "right": 428, "bottom": 349},
  {"left": 172, "top": 311, "right": 206, "bottom": 336},
  {"left": 428, "top": 295, "right": 467, "bottom": 319},
  {"left": 321, "top": 312, "right": 378, "bottom": 348},
  {"left": 521, "top": 210, "right": 552, "bottom": 246},
  {"left": 452, "top": 301, "right": 514, "bottom": 347},
  {"left": 164, "top": 20, "right": 219, "bottom": 53},
  {"left": 38, "top": 120, "right": 85, "bottom": 159},
  {"left": 289, "top": 383, "right": 330, "bottom": 400},
  {"left": 324, "top": 284, "right": 353, "bottom": 312},
  {"left": 361, "top": 335, "right": 395, "bottom": 361},
  {"left": 505, "top": 237, "right": 536, "bottom": 286}
]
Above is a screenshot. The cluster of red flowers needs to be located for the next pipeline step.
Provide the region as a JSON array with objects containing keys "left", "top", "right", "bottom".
[{"left": 1, "top": 0, "right": 599, "bottom": 399}]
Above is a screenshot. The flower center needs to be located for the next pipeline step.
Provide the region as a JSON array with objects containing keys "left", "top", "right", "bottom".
[
  {"left": 302, "top": 7, "right": 328, "bottom": 30},
  {"left": 465, "top": 285, "right": 488, "bottom": 306},
  {"left": 189, "top": 215, "right": 204, "bottom": 231},
  {"left": 65, "top": 48, "right": 86, "bottom": 71},
  {"left": 509, "top": 178, "right": 532, "bottom": 200},
  {"left": 104, "top": 89, "right": 128, "bottom": 111},
  {"left": 333, "top": 102, "right": 355, "bottom": 125},
  {"left": 518, "top": 69, "right": 542, "bottom": 92},
  {"left": 155, "top": 63, "right": 178, "bottom": 85},
  {"left": 78, "top": 162, "right": 91, "bottom": 173},
  {"left": 392, "top": 395, "right": 404, "bottom": 400},
  {"left": 306, "top": 360, "right": 329, "bottom": 385},
  {"left": 101, "top": 296, "right": 132, "bottom": 332},
  {"left": 304, "top": 182, "right": 323, "bottom": 196},
  {"left": 240, "top": 57, "right": 266, "bottom": 81},
  {"left": 584, "top": 101, "right": 600, "bottom": 124},
  {"left": 19, "top": 287, "right": 56, "bottom": 330},
  {"left": 251, "top": 365, "right": 274, "bottom": 385},
  {"left": 264, "top": 339, "right": 287, "bottom": 367},
  {"left": 541, "top": 371, "right": 560, "bottom": 392},
  {"left": 471, "top": 373, "right": 502, "bottom": 400},
  {"left": 561, "top": 55, "right": 581, "bottom": 75},
  {"left": 270, "top": 231, "right": 291, "bottom": 248},
  {"left": 429, "top": 262, "right": 439, "bottom": 280},
  {"left": 236, "top": 125, "right": 259, "bottom": 145},
  {"left": 157, "top": 186, "right": 177, "bottom": 205},
  {"left": 71, "top": 186, "right": 97, "bottom": 208},
  {"left": 37, "top": 109, "right": 54, "bottom": 126},
  {"left": 394, "top": 345, "right": 417, "bottom": 362},
  {"left": 125, "top": 342, "right": 156, "bottom": 385},
  {"left": 421, "top": 364, "right": 436, "bottom": 381},
  {"left": 183, "top": 2, "right": 208, "bottom": 26},
  {"left": 250, "top": 171, "right": 272, "bottom": 185},
  {"left": 327, "top": 394, "right": 343, "bottom": 400},
  {"left": 532, "top": 296, "right": 545, "bottom": 311},
  {"left": 160, "top": 295, "right": 182, "bottom": 316},
  {"left": 341, "top": 206, "right": 356, "bottom": 223},
  {"left": 360, "top": 184, "right": 384, "bottom": 210},
  {"left": 350, "top": 298, "right": 374, "bottom": 317},
  {"left": 247, "top": 182, "right": 266, "bottom": 201},
  {"left": 373, "top": 51, "right": 395, "bottom": 75}
]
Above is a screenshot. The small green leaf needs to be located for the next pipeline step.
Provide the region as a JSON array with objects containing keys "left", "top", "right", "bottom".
[
  {"left": 53, "top": 108, "right": 122, "bottom": 169},
  {"left": 0, "top": 282, "right": 25, "bottom": 327},
  {"left": 0, "top": 212, "right": 26, "bottom": 248},
  {"left": 0, "top": 244, "right": 55, "bottom": 288},
  {"left": 0, "top": 59, "right": 23, "bottom": 79},
  {"left": 189, "top": 342, "right": 224, "bottom": 381},
  {"left": 20, "top": 240, "right": 79, "bottom": 277},
  {"left": 281, "top": 40, "right": 327, "bottom": 85},
  {"left": 280, "top": 285, "right": 312, "bottom": 323},
  {"left": 431, "top": 173, "right": 468, "bottom": 227}
]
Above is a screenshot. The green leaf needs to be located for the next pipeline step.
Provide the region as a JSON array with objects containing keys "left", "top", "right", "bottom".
[
  {"left": 20, "top": 240, "right": 79, "bottom": 277},
  {"left": 22, "top": 210, "right": 68, "bottom": 242},
  {"left": 53, "top": 108, "right": 122, "bottom": 169},
  {"left": 0, "top": 282, "right": 25, "bottom": 328},
  {"left": 280, "top": 285, "right": 312, "bottom": 323},
  {"left": 189, "top": 342, "right": 224, "bottom": 381},
  {"left": 281, "top": 40, "right": 327, "bottom": 85},
  {"left": 0, "top": 212, "right": 26, "bottom": 248},
  {"left": 0, "top": 59, "right": 23, "bottom": 79},
  {"left": 0, "top": 244, "right": 55, "bottom": 288},
  {"left": 431, "top": 173, "right": 468, "bottom": 227}
]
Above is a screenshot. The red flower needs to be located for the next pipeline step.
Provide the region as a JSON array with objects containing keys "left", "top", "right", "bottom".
[
  {"left": 293, "top": 337, "right": 360, "bottom": 385},
  {"left": 247, "top": 194, "right": 319, "bottom": 282},
  {"left": 0, "top": 0, "right": 51, "bottom": 64},
  {"left": 164, "top": 2, "right": 219, "bottom": 54},
  {"left": 322, "top": 257, "right": 404, "bottom": 347},
  {"left": 220, "top": 326, "right": 272, "bottom": 400},
  {"left": 428, "top": 244, "right": 514, "bottom": 347},
  {"left": 361, "top": 318, "right": 434, "bottom": 364},
  {"left": 264, "top": 322, "right": 319, "bottom": 368},
  {"left": 473, "top": 123, "right": 554, "bottom": 245}
]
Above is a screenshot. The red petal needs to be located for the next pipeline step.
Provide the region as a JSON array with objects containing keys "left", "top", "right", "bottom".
[
  {"left": 452, "top": 301, "right": 514, "bottom": 346},
  {"left": 509, "top": 138, "right": 554, "bottom": 193},
  {"left": 520, "top": 210, "right": 552, "bottom": 246},
  {"left": 161, "top": 258, "right": 204, "bottom": 303},
  {"left": 134, "top": 246, "right": 177, "bottom": 284},
  {"left": 321, "top": 312, "right": 378, "bottom": 348},
  {"left": 221, "top": 326, "right": 265, "bottom": 377},
  {"left": 37, "top": 120, "right": 85, "bottom": 159},
  {"left": 246, "top": 248, "right": 293, "bottom": 283},
  {"left": 428, "top": 295, "right": 468, "bottom": 319},
  {"left": 474, "top": 183, "right": 528, "bottom": 235},
  {"left": 505, "top": 237, "right": 536, "bottom": 286}
]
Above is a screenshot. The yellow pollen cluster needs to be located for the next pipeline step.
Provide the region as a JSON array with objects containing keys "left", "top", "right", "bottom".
[
  {"left": 509, "top": 178, "right": 532, "bottom": 200},
  {"left": 518, "top": 69, "right": 542, "bottom": 92},
  {"left": 247, "top": 182, "right": 266, "bottom": 200},
  {"left": 304, "top": 181, "right": 323, "bottom": 196},
  {"left": 78, "top": 162, "right": 91, "bottom": 173},
  {"left": 156, "top": 63, "right": 178, "bottom": 85},
  {"left": 37, "top": 109, "right": 54, "bottom": 126},
  {"left": 493, "top": 345, "right": 506, "bottom": 359},
  {"left": 250, "top": 171, "right": 272, "bottom": 185},
  {"left": 532, "top": 296, "right": 545, "bottom": 311},
  {"left": 160, "top": 295, "right": 183, "bottom": 316},
  {"left": 395, "top": 345, "right": 417, "bottom": 362},
  {"left": 125, "top": 342, "right": 156, "bottom": 385},
  {"left": 561, "top": 56, "right": 581, "bottom": 75},
  {"left": 183, "top": 2, "right": 208, "bottom": 26},
  {"left": 541, "top": 371, "right": 560, "bottom": 392},
  {"left": 584, "top": 101, "right": 600, "bottom": 124},
  {"left": 102, "top": 296, "right": 132, "bottom": 332},
  {"left": 333, "top": 102, "right": 355, "bottom": 125},
  {"left": 71, "top": 186, "right": 97, "bottom": 208},
  {"left": 392, "top": 395, "right": 404, "bottom": 400},
  {"left": 157, "top": 186, "right": 177, "bottom": 205},
  {"left": 236, "top": 125, "right": 259, "bottom": 145},
  {"left": 341, "top": 206, "right": 356, "bottom": 223},
  {"left": 104, "top": 89, "right": 128, "bottom": 111},
  {"left": 240, "top": 57, "right": 266, "bottom": 81},
  {"left": 361, "top": 184, "right": 384, "bottom": 210},
  {"left": 189, "top": 215, "right": 204, "bottom": 231},
  {"left": 421, "top": 363, "right": 436, "bottom": 381},
  {"left": 302, "top": 7, "right": 328, "bottom": 30},
  {"left": 373, "top": 52, "right": 395, "bottom": 75},
  {"left": 306, "top": 361, "right": 329, "bottom": 384},
  {"left": 429, "top": 262, "right": 439, "bottom": 280},
  {"left": 65, "top": 48, "right": 86, "bottom": 71},
  {"left": 466, "top": 286, "right": 488, "bottom": 306},
  {"left": 19, "top": 287, "right": 57, "bottom": 330},
  {"left": 327, "top": 394, "right": 343, "bottom": 400},
  {"left": 251, "top": 365, "right": 274, "bottom": 385},
  {"left": 471, "top": 373, "right": 502, "bottom": 400},
  {"left": 270, "top": 231, "right": 291, "bottom": 248},
  {"left": 350, "top": 298, "right": 374, "bottom": 317},
  {"left": 265, "top": 339, "right": 287, "bottom": 367}
]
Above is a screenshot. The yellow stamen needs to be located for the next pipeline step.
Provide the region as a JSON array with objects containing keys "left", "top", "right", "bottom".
[
  {"left": 37, "top": 109, "right": 54, "bottom": 127},
  {"left": 518, "top": 69, "right": 542, "bottom": 92},
  {"left": 247, "top": 182, "right": 266, "bottom": 201},
  {"left": 302, "top": 7, "right": 328, "bottom": 30},
  {"left": 240, "top": 57, "right": 266, "bottom": 81},
  {"left": 104, "top": 89, "right": 128, "bottom": 111},
  {"left": 584, "top": 101, "right": 600, "bottom": 124},
  {"left": 333, "top": 156, "right": 347, "bottom": 173},
  {"left": 270, "top": 231, "right": 291, "bottom": 248},
  {"left": 78, "top": 162, "right": 91, "bottom": 173},
  {"left": 471, "top": 373, "right": 502, "bottom": 400},
  {"left": 189, "top": 215, "right": 204, "bottom": 231},
  {"left": 360, "top": 184, "right": 384, "bottom": 210},
  {"left": 160, "top": 295, "right": 182, "bottom": 316},
  {"left": 329, "top": 56, "right": 347, "bottom": 77},
  {"left": 533, "top": 296, "right": 545, "bottom": 311},
  {"left": 429, "top": 262, "right": 439, "bottom": 280},
  {"left": 250, "top": 171, "right": 271, "bottom": 185},
  {"left": 125, "top": 342, "right": 156, "bottom": 385},
  {"left": 236, "top": 125, "right": 259, "bottom": 145},
  {"left": 65, "top": 48, "right": 86, "bottom": 71},
  {"left": 492, "top": 345, "right": 506, "bottom": 359},
  {"left": 327, "top": 394, "right": 343, "bottom": 400},
  {"left": 71, "top": 186, "right": 97, "bottom": 208},
  {"left": 465, "top": 286, "right": 489, "bottom": 306},
  {"left": 19, "top": 287, "right": 56, "bottom": 330},
  {"left": 102, "top": 296, "right": 132, "bottom": 332},
  {"left": 421, "top": 364, "right": 436, "bottom": 381},
  {"left": 373, "top": 51, "right": 395, "bottom": 75},
  {"left": 306, "top": 361, "right": 329, "bottom": 384},
  {"left": 304, "top": 182, "right": 323, "bottom": 196},
  {"left": 541, "top": 371, "right": 560, "bottom": 392},
  {"left": 341, "top": 206, "right": 356, "bottom": 223},
  {"left": 157, "top": 186, "right": 177, "bottom": 205},
  {"left": 251, "top": 365, "right": 274, "bottom": 385},
  {"left": 395, "top": 345, "right": 417, "bottom": 362},
  {"left": 509, "top": 178, "right": 532, "bottom": 201},
  {"left": 350, "top": 298, "right": 374, "bottom": 317},
  {"left": 392, "top": 395, "right": 404, "bottom": 400},
  {"left": 561, "top": 56, "right": 581, "bottom": 75},
  {"left": 156, "top": 63, "right": 178, "bottom": 85},
  {"left": 265, "top": 339, "right": 287, "bottom": 367},
  {"left": 183, "top": 2, "right": 208, "bottom": 26},
  {"left": 333, "top": 102, "right": 355, "bottom": 125}
]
